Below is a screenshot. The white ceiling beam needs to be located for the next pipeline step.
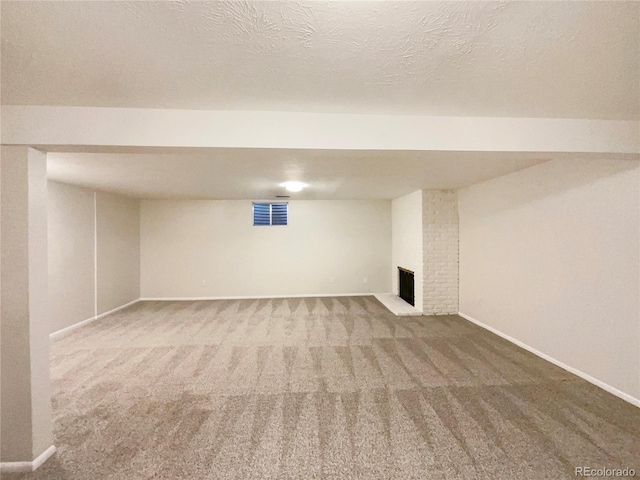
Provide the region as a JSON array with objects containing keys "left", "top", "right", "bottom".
[{"left": 2, "top": 106, "right": 638, "bottom": 154}]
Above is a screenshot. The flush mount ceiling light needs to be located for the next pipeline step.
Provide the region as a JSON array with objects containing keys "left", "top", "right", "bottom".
[{"left": 281, "top": 181, "right": 308, "bottom": 192}]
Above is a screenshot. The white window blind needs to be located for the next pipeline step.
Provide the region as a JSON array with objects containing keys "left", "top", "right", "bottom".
[{"left": 253, "top": 203, "right": 288, "bottom": 226}]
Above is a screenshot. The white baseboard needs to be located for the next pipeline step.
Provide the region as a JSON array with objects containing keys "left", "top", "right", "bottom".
[
  {"left": 458, "top": 311, "right": 640, "bottom": 408},
  {"left": 49, "top": 314, "right": 96, "bottom": 340},
  {"left": 139, "top": 293, "right": 375, "bottom": 301},
  {"left": 0, "top": 445, "right": 56, "bottom": 473},
  {"left": 50, "top": 298, "right": 140, "bottom": 340},
  {"left": 95, "top": 298, "right": 140, "bottom": 320}
]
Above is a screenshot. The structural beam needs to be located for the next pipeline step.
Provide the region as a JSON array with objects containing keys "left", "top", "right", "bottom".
[{"left": 2, "top": 106, "right": 638, "bottom": 154}]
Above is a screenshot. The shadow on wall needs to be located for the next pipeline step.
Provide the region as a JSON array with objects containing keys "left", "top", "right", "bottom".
[{"left": 461, "top": 158, "right": 639, "bottom": 217}]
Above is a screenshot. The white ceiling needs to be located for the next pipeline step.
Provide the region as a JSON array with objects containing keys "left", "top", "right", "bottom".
[
  {"left": 47, "top": 150, "right": 553, "bottom": 200},
  {"left": 2, "top": 1, "right": 638, "bottom": 119},
  {"left": 9, "top": 2, "right": 638, "bottom": 200}
]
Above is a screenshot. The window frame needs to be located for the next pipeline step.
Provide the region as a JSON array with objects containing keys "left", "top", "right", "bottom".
[{"left": 252, "top": 202, "right": 288, "bottom": 226}]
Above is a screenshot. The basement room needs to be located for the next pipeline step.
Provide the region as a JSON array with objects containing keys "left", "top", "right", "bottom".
[{"left": 1, "top": 1, "right": 639, "bottom": 479}]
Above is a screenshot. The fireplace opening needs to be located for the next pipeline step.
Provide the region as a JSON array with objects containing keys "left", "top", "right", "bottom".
[{"left": 398, "top": 267, "right": 415, "bottom": 306}]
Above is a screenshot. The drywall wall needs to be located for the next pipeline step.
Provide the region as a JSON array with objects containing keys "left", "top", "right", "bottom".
[
  {"left": 96, "top": 191, "right": 140, "bottom": 314},
  {"left": 458, "top": 159, "right": 640, "bottom": 402},
  {"left": 48, "top": 182, "right": 95, "bottom": 332},
  {"left": 391, "top": 191, "right": 423, "bottom": 311},
  {"left": 1, "top": 147, "right": 53, "bottom": 463},
  {"left": 140, "top": 200, "right": 391, "bottom": 298},
  {"left": 47, "top": 183, "right": 140, "bottom": 334}
]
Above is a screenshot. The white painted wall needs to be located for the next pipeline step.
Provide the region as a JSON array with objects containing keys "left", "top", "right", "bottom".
[
  {"left": 391, "top": 191, "right": 423, "bottom": 311},
  {"left": 140, "top": 200, "right": 391, "bottom": 298},
  {"left": 458, "top": 159, "right": 640, "bottom": 402},
  {"left": 47, "top": 182, "right": 140, "bottom": 333},
  {"left": 96, "top": 192, "right": 140, "bottom": 314},
  {"left": 48, "top": 182, "right": 95, "bottom": 332},
  {"left": 1, "top": 147, "right": 52, "bottom": 463}
]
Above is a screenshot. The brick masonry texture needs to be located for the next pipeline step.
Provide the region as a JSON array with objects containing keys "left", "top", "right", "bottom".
[{"left": 423, "top": 190, "right": 459, "bottom": 315}]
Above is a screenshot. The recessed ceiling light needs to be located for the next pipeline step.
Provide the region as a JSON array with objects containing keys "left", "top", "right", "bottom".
[{"left": 281, "top": 181, "right": 307, "bottom": 192}]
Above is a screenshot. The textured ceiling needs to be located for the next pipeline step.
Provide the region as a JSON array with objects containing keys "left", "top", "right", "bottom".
[
  {"left": 47, "top": 149, "right": 552, "bottom": 200},
  {"left": 2, "top": 1, "right": 638, "bottom": 119}
]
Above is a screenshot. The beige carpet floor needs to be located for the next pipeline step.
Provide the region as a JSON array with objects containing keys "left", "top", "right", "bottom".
[{"left": 6, "top": 296, "right": 639, "bottom": 479}]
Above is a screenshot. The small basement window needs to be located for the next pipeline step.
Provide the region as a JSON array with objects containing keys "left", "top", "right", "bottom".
[{"left": 253, "top": 202, "right": 288, "bottom": 226}]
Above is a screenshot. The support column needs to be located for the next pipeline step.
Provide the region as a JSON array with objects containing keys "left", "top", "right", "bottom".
[
  {"left": 0, "top": 146, "right": 55, "bottom": 472},
  {"left": 423, "top": 190, "right": 459, "bottom": 315}
]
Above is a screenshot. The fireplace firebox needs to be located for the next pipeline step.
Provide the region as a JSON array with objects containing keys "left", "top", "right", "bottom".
[{"left": 398, "top": 267, "right": 415, "bottom": 306}]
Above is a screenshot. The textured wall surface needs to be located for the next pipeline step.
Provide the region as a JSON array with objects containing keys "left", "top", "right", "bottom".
[
  {"left": 458, "top": 159, "right": 640, "bottom": 401},
  {"left": 47, "top": 184, "right": 141, "bottom": 332},
  {"left": 96, "top": 192, "right": 141, "bottom": 315},
  {"left": 423, "top": 190, "right": 459, "bottom": 315},
  {"left": 391, "top": 190, "right": 423, "bottom": 311},
  {"left": 48, "top": 181, "right": 96, "bottom": 333},
  {"left": 140, "top": 200, "right": 391, "bottom": 298}
]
